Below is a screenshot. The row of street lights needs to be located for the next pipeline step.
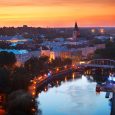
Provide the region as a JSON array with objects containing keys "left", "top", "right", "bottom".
[{"left": 29, "top": 64, "right": 76, "bottom": 97}]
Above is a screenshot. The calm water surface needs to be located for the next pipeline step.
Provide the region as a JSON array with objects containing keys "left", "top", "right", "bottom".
[{"left": 37, "top": 74, "right": 111, "bottom": 115}]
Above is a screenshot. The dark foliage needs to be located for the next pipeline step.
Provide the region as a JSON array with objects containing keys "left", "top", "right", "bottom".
[
  {"left": 0, "top": 67, "right": 11, "bottom": 93},
  {"left": 6, "top": 90, "right": 40, "bottom": 115},
  {"left": 24, "top": 56, "right": 49, "bottom": 75},
  {"left": 93, "top": 48, "right": 115, "bottom": 60},
  {"left": 0, "top": 51, "right": 16, "bottom": 67},
  {"left": 11, "top": 67, "right": 32, "bottom": 91}
]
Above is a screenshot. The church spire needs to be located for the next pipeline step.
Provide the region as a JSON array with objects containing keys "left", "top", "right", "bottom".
[
  {"left": 73, "top": 22, "right": 80, "bottom": 42},
  {"left": 74, "top": 22, "right": 79, "bottom": 31}
]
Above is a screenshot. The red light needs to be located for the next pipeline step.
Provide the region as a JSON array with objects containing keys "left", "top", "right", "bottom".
[
  {"left": 0, "top": 96, "right": 2, "bottom": 102},
  {"left": 56, "top": 68, "right": 59, "bottom": 72},
  {"left": 96, "top": 86, "right": 101, "bottom": 93},
  {"left": 44, "top": 74, "right": 47, "bottom": 77},
  {"left": 72, "top": 65, "right": 75, "bottom": 67}
]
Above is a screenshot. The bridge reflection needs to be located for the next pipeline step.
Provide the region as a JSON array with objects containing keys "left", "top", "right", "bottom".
[{"left": 85, "top": 68, "right": 110, "bottom": 82}]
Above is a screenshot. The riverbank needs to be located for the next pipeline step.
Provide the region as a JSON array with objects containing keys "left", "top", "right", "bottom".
[
  {"left": 36, "top": 68, "right": 74, "bottom": 88},
  {"left": 29, "top": 67, "right": 76, "bottom": 97}
]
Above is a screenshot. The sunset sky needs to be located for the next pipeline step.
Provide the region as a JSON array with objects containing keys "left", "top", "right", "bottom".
[{"left": 0, "top": 0, "right": 115, "bottom": 27}]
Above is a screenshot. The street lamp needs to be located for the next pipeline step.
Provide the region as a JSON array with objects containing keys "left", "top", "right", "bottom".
[
  {"left": 100, "top": 28, "right": 104, "bottom": 34},
  {"left": 91, "top": 29, "right": 95, "bottom": 33}
]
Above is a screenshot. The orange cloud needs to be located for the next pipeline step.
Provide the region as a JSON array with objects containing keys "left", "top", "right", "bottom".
[
  {"left": 0, "top": 0, "right": 115, "bottom": 27},
  {"left": 0, "top": 0, "right": 115, "bottom": 6}
]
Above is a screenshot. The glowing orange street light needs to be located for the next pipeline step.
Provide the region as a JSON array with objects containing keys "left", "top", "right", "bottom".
[
  {"left": 65, "top": 77, "right": 67, "bottom": 82},
  {"left": 33, "top": 86, "right": 36, "bottom": 89},
  {"left": 38, "top": 76, "right": 42, "bottom": 80},
  {"left": 44, "top": 88, "right": 47, "bottom": 92},
  {"left": 56, "top": 68, "right": 59, "bottom": 72},
  {"left": 44, "top": 74, "right": 47, "bottom": 77},
  {"left": 100, "top": 28, "right": 104, "bottom": 34},
  {"left": 91, "top": 29, "right": 95, "bottom": 33},
  {"left": 32, "top": 92, "right": 35, "bottom": 96},
  {"left": 56, "top": 81, "right": 59, "bottom": 85},
  {"left": 72, "top": 64, "right": 75, "bottom": 66},
  {"left": 32, "top": 108, "right": 36, "bottom": 112},
  {"left": 64, "top": 65, "right": 67, "bottom": 69},
  {"left": 33, "top": 81, "right": 36, "bottom": 85},
  {"left": 72, "top": 73, "right": 75, "bottom": 80}
]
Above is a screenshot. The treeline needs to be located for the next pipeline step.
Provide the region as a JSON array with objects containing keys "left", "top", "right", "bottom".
[
  {"left": 0, "top": 26, "right": 72, "bottom": 39},
  {"left": 1, "top": 26, "right": 114, "bottom": 40},
  {"left": 0, "top": 26, "right": 43, "bottom": 36},
  {"left": 0, "top": 25, "right": 114, "bottom": 40}
]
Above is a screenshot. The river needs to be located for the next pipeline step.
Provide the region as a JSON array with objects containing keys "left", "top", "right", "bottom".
[{"left": 37, "top": 73, "right": 111, "bottom": 115}]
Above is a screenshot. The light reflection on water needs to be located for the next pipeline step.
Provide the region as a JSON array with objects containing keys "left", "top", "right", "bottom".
[{"left": 37, "top": 75, "right": 111, "bottom": 115}]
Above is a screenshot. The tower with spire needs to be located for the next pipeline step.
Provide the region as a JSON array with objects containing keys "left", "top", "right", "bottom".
[{"left": 72, "top": 22, "right": 80, "bottom": 42}]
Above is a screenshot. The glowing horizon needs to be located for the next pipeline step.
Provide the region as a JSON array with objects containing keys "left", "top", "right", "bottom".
[{"left": 0, "top": 0, "right": 115, "bottom": 27}]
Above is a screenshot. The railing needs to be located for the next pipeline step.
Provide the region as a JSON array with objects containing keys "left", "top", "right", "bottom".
[{"left": 77, "top": 59, "right": 115, "bottom": 68}]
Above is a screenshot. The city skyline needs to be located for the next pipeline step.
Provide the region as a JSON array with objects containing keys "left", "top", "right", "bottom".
[{"left": 0, "top": 0, "right": 115, "bottom": 27}]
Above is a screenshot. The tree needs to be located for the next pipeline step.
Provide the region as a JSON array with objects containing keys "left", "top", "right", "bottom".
[
  {"left": 24, "top": 57, "right": 40, "bottom": 75},
  {"left": 63, "top": 58, "right": 72, "bottom": 66},
  {"left": 106, "top": 42, "right": 115, "bottom": 48},
  {"left": 93, "top": 48, "right": 115, "bottom": 60},
  {"left": 0, "top": 51, "right": 16, "bottom": 67},
  {"left": 0, "top": 67, "right": 11, "bottom": 93},
  {"left": 90, "top": 39, "right": 103, "bottom": 45},
  {"left": 38, "top": 56, "right": 49, "bottom": 73},
  {"left": 6, "top": 90, "right": 41, "bottom": 115},
  {"left": 11, "top": 67, "right": 32, "bottom": 91},
  {"left": 0, "top": 41, "right": 11, "bottom": 49},
  {"left": 51, "top": 57, "right": 62, "bottom": 67},
  {"left": 39, "top": 55, "right": 49, "bottom": 63},
  {"left": 24, "top": 56, "right": 49, "bottom": 75}
]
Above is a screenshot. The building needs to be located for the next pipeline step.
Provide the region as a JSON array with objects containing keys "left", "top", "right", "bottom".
[
  {"left": 78, "top": 44, "right": 106, "bottom": 59},
  {"left": 72, "top": 22, "right": 80, "bottom": 42},
  {"left": 16, "top": 50, "right": 40, "bottom": 63},
  {"left": 41, "top": 45, "right": 82, "bottom": 64},
  {"left": 0, "top": 49, "right": 41, "bottom": 63}
]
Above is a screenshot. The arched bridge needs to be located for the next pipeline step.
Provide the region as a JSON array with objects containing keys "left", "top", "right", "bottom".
[{"left": 77, "top": 59, "right": 115, "bottom": 69}]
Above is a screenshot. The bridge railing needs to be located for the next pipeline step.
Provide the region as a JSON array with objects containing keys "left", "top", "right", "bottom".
[
  {"left": 77, "top": 59, "right": 115, "bottom": 68},
  {"left": 87, "top": 59, "right": 115, "bottom": 66}
]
